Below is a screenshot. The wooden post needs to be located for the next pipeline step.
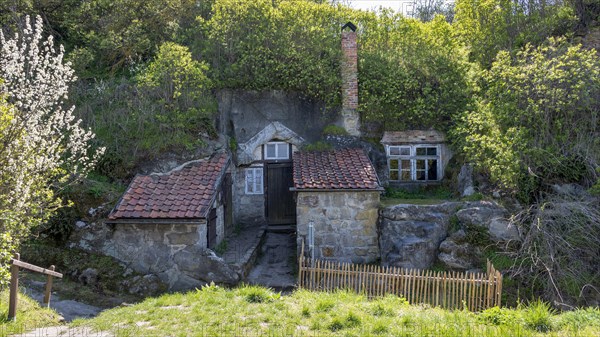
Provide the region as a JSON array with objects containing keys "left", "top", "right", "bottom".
[
  {"left": 43, "top": 265, "right": 56, "bottom": 306},
  {"left": 8, "top": 253, "right": 20, "bottom": 321}
]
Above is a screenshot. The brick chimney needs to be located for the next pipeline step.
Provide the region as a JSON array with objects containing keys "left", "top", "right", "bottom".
[{"left": 341, "top": 22, "right": 360, "bottom": 137}]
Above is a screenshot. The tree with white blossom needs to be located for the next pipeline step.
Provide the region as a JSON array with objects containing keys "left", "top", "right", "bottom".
[{"left": 0, "top": 15, "right": 104, "bottom": 285}]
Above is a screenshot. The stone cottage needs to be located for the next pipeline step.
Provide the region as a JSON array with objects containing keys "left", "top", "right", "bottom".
[
  {"left": 105, "top": 152, "right": 235, "bottom": 288},
  {"left": 216, "top": 22, "right": 363, "bottom": 230},
  {"left": 293, "top": 148, "right": 383, "bottom": 263}
]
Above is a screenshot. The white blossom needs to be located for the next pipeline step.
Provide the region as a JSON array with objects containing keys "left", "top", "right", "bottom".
[{"left": 0, "top": 15, "right": 105, "bottom": 244}]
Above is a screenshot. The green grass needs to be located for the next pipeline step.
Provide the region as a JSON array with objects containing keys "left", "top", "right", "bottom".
[
  {"left": 70, "top": 285, "right": 600, "bottom": 337},
  {"left": 0, "top": 290, "right": 63, "bottom": 337},
  {"left": 381, "top": 186, "right": 455, "bottom": 206}
]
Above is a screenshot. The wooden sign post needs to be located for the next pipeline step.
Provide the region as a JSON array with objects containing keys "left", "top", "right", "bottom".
[{"left": 7, "top": 253, "right": 63, "bottom": 322}]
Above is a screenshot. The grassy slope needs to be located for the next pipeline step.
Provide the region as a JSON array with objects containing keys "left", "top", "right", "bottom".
[
  {"left": 0, "top": 290, "right": 63, "bottom": 337},
  {"left": 73, "top": 285, "right": 600, "bottom": 337}
]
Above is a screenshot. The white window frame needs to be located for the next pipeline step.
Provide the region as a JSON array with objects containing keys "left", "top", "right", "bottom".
[
  {"left": 264, "top": 141, "right": 290, "bottom": 160},
  {"left": 387, "top": 145, "right": 441, "bottom": 182},
  {"left": 245, "top": 167, "right": 264, "bottom": 194}
]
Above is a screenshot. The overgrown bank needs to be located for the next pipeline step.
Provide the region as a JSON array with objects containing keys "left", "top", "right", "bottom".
[{"left": 72, "top": 285, "right": 600, "bottom": 336}]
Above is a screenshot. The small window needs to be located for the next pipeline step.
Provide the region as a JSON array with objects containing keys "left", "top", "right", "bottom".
[
  {"left": 245, "top": 168, "right": 263, "bottom": 194},
  {"left": 387, "top": 144, "right": 441, "bottom": 182},
  {"left": 264, "top": 142, "right": 289, "bottom": 160},
  {"left": 389, "top": 146, "right": 410, "bottom": 156}
]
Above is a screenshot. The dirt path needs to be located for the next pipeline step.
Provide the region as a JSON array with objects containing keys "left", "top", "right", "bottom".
[{"left": 246, "top": 232, "right": 297, "bottom": 290}]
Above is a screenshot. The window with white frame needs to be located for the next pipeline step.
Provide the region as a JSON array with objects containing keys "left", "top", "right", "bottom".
[
  {"left": 387, "top": 145, "right": 440, "bottom": 182},
  {"left": 264, "top": 141, "right": 290, "bottom": 160},
  {"left": 245, "top": 167, "right": 263, "bottom": 194}
]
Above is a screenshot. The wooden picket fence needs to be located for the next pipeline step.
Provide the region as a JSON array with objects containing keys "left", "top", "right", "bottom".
[{"left": 298, "top": 253, "right": 502, "bottom": 311}]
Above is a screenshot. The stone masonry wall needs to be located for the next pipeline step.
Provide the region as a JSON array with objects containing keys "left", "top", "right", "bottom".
[
  {"left": 232, "top": 165, "right": 266, "bottom": 226},
  {"left": 296, "top": 191, "right": 380, "bottom": 263},
  {"left": 71, "top": 221, "right": 240, "bottom": 291}
]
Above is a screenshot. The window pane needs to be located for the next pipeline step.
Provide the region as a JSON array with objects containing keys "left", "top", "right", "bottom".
[
  {"left": 416, "top": 159, "right": 425, "bottom": 170},
  {"left": 428, "top": 159, "right": 438, "bottom": 180},
  {"left": 389, "top": 159, "right": 399, "bottom": 170},
  {"left": 246, "top": 169, "right": 254, "bottom": 193},
  {"left": 427, "top": 147, "right": 437, "bottom": 156},
  {"left": 400, "top": 147, "right": 410, "bottom": 156},
  {"left": 416, "top": 148, "right": 426, "bottom": 156},
  {"left": 390, "top": 171, "right": 399, "bottom": 180},
  {"left": 277, "top": 143, "right": 288, "bottom": 158},
  {"left": 401, "top": 171, "right": 411, "bottom": 181},
  {"left": 416, "top": 170, "right": 426, "bottom": 181},
  {"left": 266, "top": 144, "right": 276, "bottom": 158},
  {"left": 255, "top": 169, "right": 263, "bottom": 193},
  {"left": 401, "top": 160, "right": 411, "bottom": 169},
  {"left": 389, "top": 147, "right": 400, "bottom": 156}
]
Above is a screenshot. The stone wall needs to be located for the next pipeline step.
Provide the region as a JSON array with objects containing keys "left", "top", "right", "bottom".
[
  {"left": 296, "top": 191, "right": 380, "bottom": 263},
  {"left": 71, "top": 221, "right": 239, "bottom": 291},
  {"left": 232, "top": 164, "right": 266, "bottom": 226}
]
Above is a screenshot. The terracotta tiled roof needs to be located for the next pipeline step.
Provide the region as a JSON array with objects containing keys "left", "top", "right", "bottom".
[
  {"left": 108, "top": 153, "right": 229, "bottom": 221},
  {"left": 293, "top": 148, "right": 380, "bottom": 190},
  {"left": 381, "top": 130, "right": 445, "bottom": 144}
]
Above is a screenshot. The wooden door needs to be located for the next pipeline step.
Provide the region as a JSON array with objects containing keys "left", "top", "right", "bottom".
[{"left": 266, "top": 163, "right": 296, "bottom": 225}]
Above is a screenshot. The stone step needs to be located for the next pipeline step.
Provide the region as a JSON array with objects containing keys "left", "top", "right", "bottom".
[{"left": 267, "top": 224, "right": 296, "bottom": 233}]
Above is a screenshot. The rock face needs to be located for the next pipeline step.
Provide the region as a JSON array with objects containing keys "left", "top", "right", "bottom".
[
  {"left": 456, "top": 201, "right": 520, "bottom": 243},
  {"left": 379, "top": 202, "right": 460, "bottom": 269},
  {"left": 457, "top": 164, "right": 475, "bottom": 197},
  {"left": 438, "top": 230, "right": 482, "bottom": 270},
  {"left": 70, "top": 222, "right": 240, "bottom": 291},
  {"left": 380, "top": 200, "right": 520, "bottom": 270}
]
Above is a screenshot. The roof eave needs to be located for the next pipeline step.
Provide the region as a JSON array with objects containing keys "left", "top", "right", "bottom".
[{"left": 105, "top": 218, "right": 207, "bottom": 225}]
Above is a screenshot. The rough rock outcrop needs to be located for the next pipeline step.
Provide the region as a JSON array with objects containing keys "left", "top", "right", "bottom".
[
  {"left": 457, "top": 164, "right": 475, "bottom": 197},
  {"left": 379, "top": 202, "right": 460, "bottom": 269},
  {"left": 69, "top": 222, "right": 240, "bottom": 291},
  {"left": 437, "top": 230, "right": 482, "bottom": 270},
  {"left": 456, "top": 201, "right": 520, "bottom": 243},
  {"left": 380, "top": 200, "right": 520, "bottom": 270}
]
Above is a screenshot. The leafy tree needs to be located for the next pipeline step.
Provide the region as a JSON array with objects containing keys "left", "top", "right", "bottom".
[
  {"left": 0, "top": 16, "right": 103, "bottom": 286},
  {"left": 454, "top": 0, "right": 577, "bottom": 67},
  {"left": 359, "top": 14, "right": 474, "bottom": 131},
  {"left": 412, "top": 0, "right": 454, "bottom": 22},
  {"left": 455, "top": 37, "right": 600, "bottom": 197}
]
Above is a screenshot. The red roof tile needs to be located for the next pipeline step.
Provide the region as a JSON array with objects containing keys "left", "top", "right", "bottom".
[
  {"left": 293, "top": 148, "right": 380, "bottom": 190},
  {"left": 108, "top": 153, "right": 229, "bottom": 221}
]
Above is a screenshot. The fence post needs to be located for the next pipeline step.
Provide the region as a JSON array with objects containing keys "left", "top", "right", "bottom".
[
  {"left": 43, "top": 265, "right": 56, "bottom": 306},
  {"left": 8, "top": 253, "right": 20, "bottom": 321}
]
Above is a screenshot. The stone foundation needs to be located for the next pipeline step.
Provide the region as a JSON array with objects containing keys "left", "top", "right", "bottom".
[{"left": 71, "top": 221, "right": 239, "bottom": 291}]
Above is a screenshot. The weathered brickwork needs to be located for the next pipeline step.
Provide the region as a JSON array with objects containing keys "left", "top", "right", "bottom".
[{"left": 341, "top": 30, "right": 360, "bottom": 136}]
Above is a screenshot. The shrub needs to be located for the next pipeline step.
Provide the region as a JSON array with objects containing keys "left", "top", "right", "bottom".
[{"left": 523, "top": 300, "right": 555, "bottom": 332}]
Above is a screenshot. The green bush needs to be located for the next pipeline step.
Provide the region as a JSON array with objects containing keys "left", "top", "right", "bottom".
[
  {"left": 454, "top": 38, "right": 600, "bottom": 195},
  {"left": 322, "top": 124, "right": 348, "bottom": 136},
  {"left": 523, "top": 300, "right": 556, "bottom": 332}
]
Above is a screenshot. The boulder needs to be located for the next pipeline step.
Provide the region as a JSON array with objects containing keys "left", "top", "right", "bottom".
[
  {"left": 457, "top": 164, "right": 475, "bottom": 197},
  {"left": 78, "top": 268, "right": 99, "bottom": 287},
  {"left": 380, "top": 203, "right": 460, "bottom": 269},
  {"left": 437, "top": 230, "right": 482, "bottom": 270},
  {"left": 172, "top": 246, "right": 240, "bottom": 285},
  {"left": 456, "top": 201, "right": 520, "bottom": 242},
  {"left": 122, "top": 274, "right": 164, "bottom": 296}
]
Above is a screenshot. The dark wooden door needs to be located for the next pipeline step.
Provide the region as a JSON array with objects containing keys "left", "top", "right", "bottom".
[
  {"left": 266, "top": 163, "right": 296, "bottom": 225},
  {"left": 207, "top": 207, "right": 217, "bottom": 249}
]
